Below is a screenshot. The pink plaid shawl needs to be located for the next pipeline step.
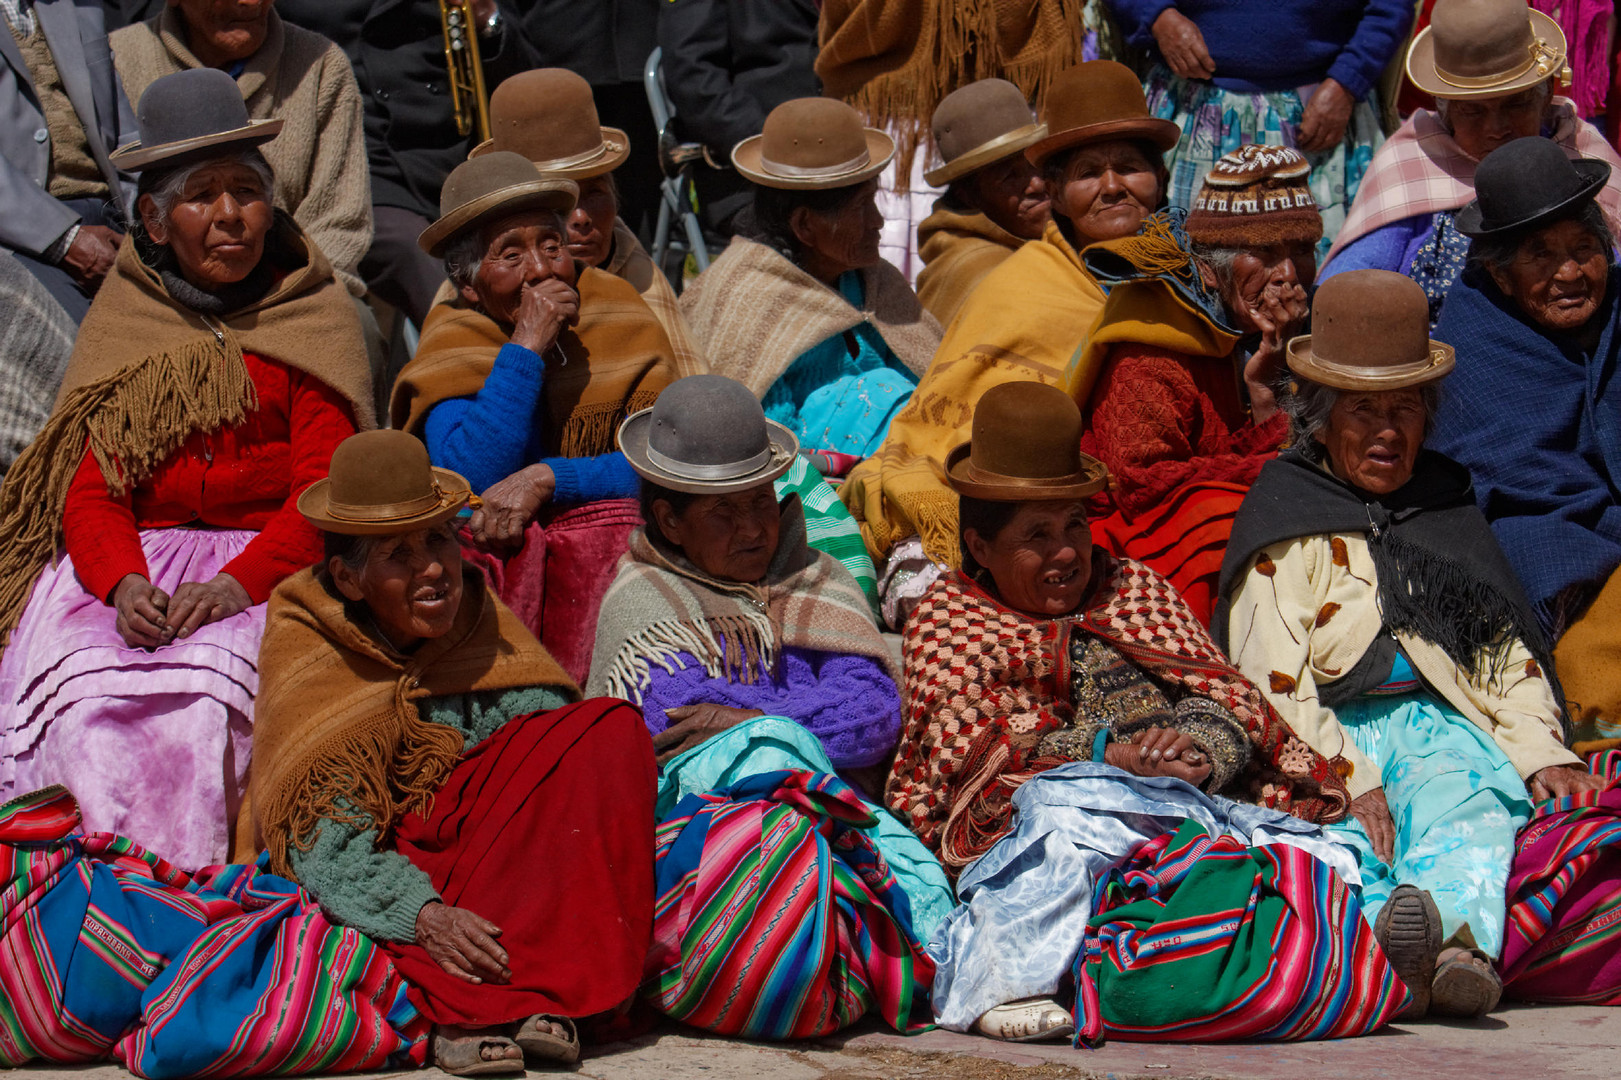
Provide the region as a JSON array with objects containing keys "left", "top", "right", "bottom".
[{"left": 1328, "top": 98, "right": 1621, "bottom": 260}]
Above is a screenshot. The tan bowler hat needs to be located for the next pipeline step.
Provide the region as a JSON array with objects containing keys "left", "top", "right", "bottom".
[
  {"left": 418, "top": 151, "right": 580, "bottom": 257},
  {"left": 298, "top": 430, "right": 472, "bottom": 536},
  {"left": 1026, "top": 61, "right": 1180, "bottom": 167},
  {"left": 468, "top": 68, "right": 630, "bottom": 179},
  {"left": 732, "top": 98, "right": 895, "bottom": 190},
  {"left": 1286, "top": 270, "right": 1455, "bottom": 391},
  {"left": 1407, "top": 0, "right": 1570, "bottom": 101},
  {"left": 924, "top": 79, "right": 1048, "bottom": 188},
  {"left": 946, "top": 382, "right": 1110, "bottom": 502}
]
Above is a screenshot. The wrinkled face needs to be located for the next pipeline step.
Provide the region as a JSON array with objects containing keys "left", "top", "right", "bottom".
[
  {"left": 1443, "top": 85, "right": 1548, "bottom": 160},
  {"left": 961, "top": 153, "right": 1050, "bottom": 240},
  {"left": 331, "top": 524, "right": 465, "bottom": 651},
  {"left": 1317, "top": 388, "right": 1428, "bottom": 495},
  {"left": 1219, "top": 241, "right": 1319, "bottom": 331},
  {"left": 460, "top": 209, "right": 578, "bottom": 327},
  {"left": 653, "top": 483, "right": 781, "bottom": 584},
  {"left": 1049, "top": 140, "right": 1165, "bottom": 245},
  {"left": 1488, "top": 217, "right": 1609, "bottom": 332},
  {"left": 793, "top": 178, "right": 885, "bottom": 277},
  {"left": 173, "top": 0, "right": 273, "bottom": 66},
  {"left": 566, "top": 174, "right": 617, "bottom": 268},
  {"left": 966, "top": 499, "right": 1094, "bottom": 617},
  {"left": 140, "top": 160, "right": 274, "bottom": 288}
]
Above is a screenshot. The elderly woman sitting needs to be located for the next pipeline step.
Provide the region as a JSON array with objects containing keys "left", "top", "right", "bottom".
[
  {"left": 679, "top": 98, "right": 939, "bottom": 459},
  {"left": 1324, "top": 0, "right": 1621, "bottom": 324},
  {"left": 1427, "top": 137, "right": 1621, "bottom": 752},
  {"left": 1220, "top": 270, "right": 1600, "bottom": 1019},
  {"left": 0, "top": 69, "right": 370, "bottom": 869},
  {"left": 247, "top": 429, "right": 654, "bottom": 1076}
]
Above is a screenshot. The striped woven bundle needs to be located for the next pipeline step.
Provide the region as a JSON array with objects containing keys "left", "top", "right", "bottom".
[
  {"left": 644, "top": 770, "right": 935, "bottom": 1038},
  {"left": 1072, "top": 820, "right": 1408, "bottom": 1046},
  {"left": 0, "top": 786, "right": 429, "bottom": 1077},
  {"left": 1499, "top": 751, "right": 1621, "bottom": 1004},
  {"left": 775, "top": 454, "right": 879, "bottom": 617}
]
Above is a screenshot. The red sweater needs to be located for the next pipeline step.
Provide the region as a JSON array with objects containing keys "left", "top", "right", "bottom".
[
  {"left": 62, "top": 353, "right": 357, "bottom": 605},
  {"left": 1083, "top": 343, "right": 1287, "bottom": 520}
]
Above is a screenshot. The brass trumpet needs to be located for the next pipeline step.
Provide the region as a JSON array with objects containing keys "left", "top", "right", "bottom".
[{"left": 439, "top": 0, "right": 491, "bottom": 142}]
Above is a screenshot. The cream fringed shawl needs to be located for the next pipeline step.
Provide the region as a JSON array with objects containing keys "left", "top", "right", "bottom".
[
  {"left": 243, "top": 567, "right": 576, "bottom": 873},
  {"left": 677, "top": 237, "right": 940, "bottom": 400},
  {"left": 0, "top": 214, "right": 373, "bottom": 652},
  {"left": 585, "top": 497, "right": 896, "bottom": 704}
]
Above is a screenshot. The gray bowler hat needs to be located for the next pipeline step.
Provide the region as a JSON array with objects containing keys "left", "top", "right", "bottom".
[
  {"left": 111, "top": 68, "right": 282, "bottom": 172},
  {"left": 619, "top": 375, "right": 798, "bottom": 495}
]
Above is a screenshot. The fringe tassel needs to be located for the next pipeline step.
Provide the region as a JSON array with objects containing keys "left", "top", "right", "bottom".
[
  {"left": 897, "top": 488, "right": 965, "bottom": 569},
  {"left": 599, "top": 613, "right": 777, "bottom": 703}
]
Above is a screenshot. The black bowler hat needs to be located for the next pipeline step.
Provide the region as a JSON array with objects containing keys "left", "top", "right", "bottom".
[
  {"left": 618, "top": 375, "right": 798, "bottom": 495},
  {"left": 110, "top": 68, "right": 282, "bottom": 172},
  {"left": 1456, "top": 136, "right": 1610, "bottom": 238}
]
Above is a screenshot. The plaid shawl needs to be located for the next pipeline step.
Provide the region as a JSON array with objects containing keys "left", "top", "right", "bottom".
[
  {"left": 1328, "top": 99, "right": 1621, "bottom": 260},
  {"left": 886, "top": 554, "right": 1350, "bottom": 873},
  {"left": 0, "top": 250, "right": 73, "bottom": 478},
  {"left": 586, "top": 496, "right": 896, "bottom": 703}
]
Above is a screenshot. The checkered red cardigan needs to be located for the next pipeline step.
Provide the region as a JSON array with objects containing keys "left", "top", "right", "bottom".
[{"left": 885, "top": 555, "right": 1351, "bottom": 873}]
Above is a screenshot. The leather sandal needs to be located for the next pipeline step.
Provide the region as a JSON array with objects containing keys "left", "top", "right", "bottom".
[
  {"left": 1430, "top": 950, "right": 1503, "bottom": 1018},
  {"left": 973, "top": 997, "right": 1075, "bottom": 1042},
  {"left": 1374, "top": 884, "right": 1442, "bottom": 1020},
  {"left": 432, "top": 1030, "right": 525, "bottom": 1077},
  {"left": 513, "top": 1013, "right": 580, "bottom": 1065}
]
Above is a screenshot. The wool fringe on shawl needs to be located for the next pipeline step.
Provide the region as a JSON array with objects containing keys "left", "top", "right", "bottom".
[{"left": 598, "top": 613, "right": 778, "bottom": 706}]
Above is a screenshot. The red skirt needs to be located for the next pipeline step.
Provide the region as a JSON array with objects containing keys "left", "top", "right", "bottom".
[
  {"left": 380, "top": 698, "right": 656, "bottom": 1027},
  {"left": 1090, "top": 481, "right": 1248, "bottom": 629}
]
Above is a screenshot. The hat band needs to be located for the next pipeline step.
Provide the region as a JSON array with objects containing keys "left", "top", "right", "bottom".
[
  {"left": 645, "top": 441, "right": 775, "bottom": 481},
  {"left": 1306, "top": 349, "right": 1450, "bottom": 384},
  {"left": 963, "top": 459, "right": 1092, "bottom": 489},
  {"left": 759, "top": 148, "right": 871, "bottom": 180},
  {"left": 1434, "top": 34, "right": 1559, "bottom": 89},
  {"left": 532, "top": 138, "right": 612, "bottom": 172},
  {"left": 940, "top": 123, "right": 1044, "bottom": 168},
  {"left": 326, "top": 484, "right": 453, "bottom": 523}
]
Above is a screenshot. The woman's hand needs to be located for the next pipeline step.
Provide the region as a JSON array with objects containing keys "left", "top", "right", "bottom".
[
  {"left": 509, "top": 278, "right": 580, "bottom": 356},
  {"left": 416, "top": 901, "right": 510, "bottom": 985},
  {"left": 1106, "top": 726, "right": 1213, "bottom": 785},
  {"left": 1349, "top": 786, "right": 1397, "bottom": 865},
  {"left": 113, "top": 573, "right": 169, "bottom": 649},
  {"left": 1241, "top": 283, "right": 1310, "bottom": 423},
  {"left": 653, "top": 704, "right": 764, "bottom": 764},
  {"left": 1152, "top": 8, "right": 1215, "bottom": 80},
  {"left": 1530, "top": 764, "right": 1608, "bottom": 802},
  {"left": 468, "top": 464, "right": 556, "bottom": 551},
  {"left": 1297, "top": 79, "right": 1355, "bottom": 154},
  {"left": 164, "top": 573, "right": 251, "bottom": 641}
]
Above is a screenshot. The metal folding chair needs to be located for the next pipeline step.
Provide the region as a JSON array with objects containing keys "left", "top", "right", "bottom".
[{"left": 643, "top": 47, "right": 711, "bottom": 279}]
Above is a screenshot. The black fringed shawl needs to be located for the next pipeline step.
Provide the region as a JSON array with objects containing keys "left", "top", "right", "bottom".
[{"left": 1214, "top": 449, "right": 1561, "bottom": 709}]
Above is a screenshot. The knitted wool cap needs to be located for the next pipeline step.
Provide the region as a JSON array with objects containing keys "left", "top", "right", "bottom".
[{"left": 1183, "top": 145, "right": 1324, "bottom": 249}]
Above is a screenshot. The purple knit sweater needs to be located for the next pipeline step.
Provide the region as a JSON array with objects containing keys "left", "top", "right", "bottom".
[{"left": 638, "top": 646, "right": 902, "bottom": 769}]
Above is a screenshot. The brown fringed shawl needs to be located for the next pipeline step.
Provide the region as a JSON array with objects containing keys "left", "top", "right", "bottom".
[
  {"left": 0, "top": 213, "right": 373, "bottom": 651},
  {"left": 816, "top": 0, "right": 1087, "bottom": 181},
  {"left": 245, "top": 567, "right": 577, "bottom": 875},
  {"left": 886, "top": 554, "right": 1352, "bottom": 875},
  {"left": 390, "top": 266, "right": 678, "bottom": 457}
]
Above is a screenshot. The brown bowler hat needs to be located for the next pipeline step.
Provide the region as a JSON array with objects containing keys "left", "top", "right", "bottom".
[
  {"left": 732, "top": 98, "right": 895, "bottom": 190},
  {"left": 1286, "top": 270, "right": 1455, "bottom": 391},
  {"left": 299, "top": 430, "right": 472, "bottom": 536},
  {"left": 1407, "top": 0, "right": 1569, "bottom": 101},
  {"left": 468, "top": 68, "right": 631, "bottom": 179},
  {"left": 946, "top": 382, "right": 1110, "bottom": 502},
  {"left": 924, "top": 79, "right": 1048, "bottom": 188},
  {"left": 1025, "top": 61, "right": 1180, "bottom": 168},
  {"left": 418, "top": 151, "right": 579, "bottom": 257}
]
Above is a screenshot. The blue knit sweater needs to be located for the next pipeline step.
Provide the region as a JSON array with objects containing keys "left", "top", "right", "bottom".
[
  {"left": 423, "top": 342, "right": 640, "bottom": 505},
  {"left": 1107, "top": 0, "right": 1414, "bottom": 100}
]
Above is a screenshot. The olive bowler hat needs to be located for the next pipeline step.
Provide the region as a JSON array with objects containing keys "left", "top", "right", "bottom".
[
  {"left": 1455, "top": 136, "right": 1610, "bottom": 238},
  {"left": 417, "top": 152, "right": 580, "bottom": 257},
  {"left": 1406, "top": 0, "right": 1569, "bottom": 101},
  {"left": 1286, "top": 270, "right": 1455, "bottom": 391},
  {"left": 110, "top": 68, "right": 282, "bottom": 172},
  {"left": 1025, "top": 61, "right": 1180, "bottom": 168},
  {"left": 732, "top": 98, "right": 895, "bottom": 191},
  {"left": 468, "top": 68, "right": 631, "bottom": 179},
  {"left": 923, "top": 79, "right": 1048, "bottom": 188},
  {"left": 299, "top": 431, "right": 472, "bottom": 536},
  {"left": 946, "top": 382, "right": 1109, "bottom": 502},
  {"left": 618, "top": 375, "right": 798, "bottom": 495}
]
